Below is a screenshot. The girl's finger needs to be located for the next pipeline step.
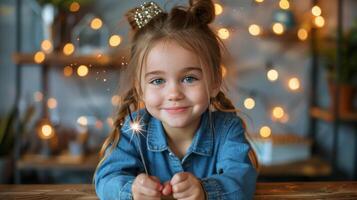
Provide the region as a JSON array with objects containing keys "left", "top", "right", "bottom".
[
  {"left": 170, "top": 172, "right": 189, "bottom": 185},
  {"left": 172, "top": 180, "right": 190, "bottom": 193},
  {"left": 172, "top": 186, "right": 192, "bottom": 200},
  {"left": 139, "top": 175, "right": 162, "bottom": 190},
  {"left": 136, "top": 183, "right": 161, "bottom": 197},
  {"left": 162, "top": 181, "right": 172, "bottom": 196}
]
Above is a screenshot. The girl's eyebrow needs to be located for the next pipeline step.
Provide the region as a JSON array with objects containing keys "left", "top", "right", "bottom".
[{"left": 145, "top": 67, "right": 202, "bottom": 78}]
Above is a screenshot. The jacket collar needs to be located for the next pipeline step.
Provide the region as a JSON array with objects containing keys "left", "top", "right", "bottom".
[{"left": 146, "top": 110, "right": 213, "bottom": 156}]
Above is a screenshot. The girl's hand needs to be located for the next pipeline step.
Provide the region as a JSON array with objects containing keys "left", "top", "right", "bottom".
[
  {"left": 170, "top": 172, "right": 205, "bottom": 200},
  {"left": 132, "top": 173, "right": 163, "bottom": 200}
]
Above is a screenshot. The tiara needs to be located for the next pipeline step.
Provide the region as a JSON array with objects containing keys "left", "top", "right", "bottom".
[{"left": 134, "top": 2, "right": 163, "bottom": 29}]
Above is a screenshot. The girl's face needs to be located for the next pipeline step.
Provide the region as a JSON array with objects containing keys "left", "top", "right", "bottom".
[{"left": 141, "top": 40, "right": 218, "bottom": 133}]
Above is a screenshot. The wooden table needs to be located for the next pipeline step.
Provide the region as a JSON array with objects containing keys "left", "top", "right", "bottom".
[{"left": 1, "top": 182, "right": 356, "bottom": 199}]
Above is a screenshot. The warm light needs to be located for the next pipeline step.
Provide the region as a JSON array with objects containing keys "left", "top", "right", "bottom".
[
  {"left": 111, "top": 95, "right": 121, "bottom": 106},
  {"left": 95, "top": 120, "right": 103, "bottom": 129},
  {"left": 218, "top": 28, "right": 230, "bottom": 40},
  {"left": 272, "top": 106, "right": 285, "bottom": 119},
  {"left": 255, "top": 0, "right": 264, "bottom": 3},
  {"left": 34, "top": 91, "right": 43, "bottom": 102},
  {"left": 63, "top": 66, "right": 73, "bottom": 77},
  {"left": 279, "top": 0, "right": 290, "bottom": 10},
  {"left": 214, "top": 3, "right": 223, "bottom": 16},
  {"left": 47, "top": 97, "right": 57, "bottom": 109},
  {"left": 38, "top": 123, "right": 55, "bottom": 140},
  {"left": 221, "top": 65, "right": 227, "bottom": 78},
  {"left": 259, "top": 126, "right": 271, "bottom": 138},
  {"left": 311, "top": 5, "right": 322, "bottom": 16},
  {"left": 107, "top": 117, "right": 114, "bottom": 127},
  {"left": 109, "top": 35, "right": 121, "bottom": 47},
  {"left": 63, "top": 43, "right": 75, "bottom": 56},
  {"left": 77, "top": 65, "right": 89, "bottom": 77},
  {"left": 244, "top": 98, "right": 255, "bottom": 110},
  {"left": 90, "top": 18, "right": 103, "bottom": 30},
  {"left": 314, "top": 16, "right": 325, "bottom": 28},
  {"left": 34, "top": 51, "right": 45, "bottom": 64},
  {"left": 272, "top": 23, "right": 285, "bottom": 35},
  {"left": 77, "top": 116, "right": 88, "bottom": 126},
  {"left": 248, "top": 24, "right": 261, "bottom": 36},
  {"left": 69, "top": 2, "right": 80, "bottom": 12},
  {"left": 41, "top": 40, "right": 53, "bottom": 53},
  {"left": 267, "top": 69, "right": 279, "bottom": 82},
  {"left": 297, "top": 28, "right": 308, "bottom": 41},
  {"left": 288, "top": 77, "right": 300, "bottom": 91}
]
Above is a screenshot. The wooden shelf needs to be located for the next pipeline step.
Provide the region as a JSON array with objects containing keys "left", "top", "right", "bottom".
[
  {"left": 259, "top": 156, "right": 331, "bottom": 177},
  {"left": 310, "top": 107, "right": 357, "bottom": 123},
  {"left": 16, "top": 153, "right": 99, "bottom": 171},
  {"left": 12, "top": 51, "right": 128, "bottom": 68}
]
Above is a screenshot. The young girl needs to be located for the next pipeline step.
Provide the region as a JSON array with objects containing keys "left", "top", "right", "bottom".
[{"left": 94, "top": 0, "right": 257, "bottom": 199}]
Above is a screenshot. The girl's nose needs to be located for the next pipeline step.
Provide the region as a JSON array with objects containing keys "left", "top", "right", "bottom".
[{"left": 167, "top": 83, "right": 184, "bottom": 101}]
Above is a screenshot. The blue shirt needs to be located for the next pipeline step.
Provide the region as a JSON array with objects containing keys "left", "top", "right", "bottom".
[{"left": 95, "top": 109, "right": 257, "bottom": 200}]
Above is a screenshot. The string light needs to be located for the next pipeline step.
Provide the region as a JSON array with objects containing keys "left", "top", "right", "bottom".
[
  {"left": 63, "top": 43, "right": 75, "bottom": 56},
  {"left": 47, "top": 98, "right": 57, "bottom": 109},
  {"left": 249, "top": 24, "right": 262, "bottom": 36},
  {"left": 311, "top": 5, "right": 322, "bottom": 16},
  {"left": 109, "top": 35, "right": 122, "bottom": 47},
  {"left": 272, "top": 106, "right": 285, "bottom": 119},
  {"left": 69, "top": 1, "right": 80, "bottom": 12},
  {"left": 106, "top": 117, "right": 114, "bottom": 127},
  {"left": 90, "top": 18, "right": 103, "bottom": 30},
  {"left": 214, "top": 3, "right": 223, "bottom": 16},
  {"left": 288, "top": 77, "right": 300, "bottom": 91},
  {"left": 314, "top": 16, "right": 325, "bottom": 28},
  {"left": 63, "top": 66, "right": 73, "bottom": 77},
  {"left": 77, "top": 116, "right": 88, "bottom": 126},
  {"left": 111, "top": 95, "right": 121, "bottom": 106},
  {"left": 77, "top": 65, "right": 89, "bottom": 77},
  {"left": 218, "top": 28, "right": 230, "bottom": 40},
  {"left": 221, "top": 65, "right": 227, "bottom": 78},
  {"left": 272, "top": 22, "right": 285, "bottom": 35},
  {"left": 279, "top": 0, "right": 290, "bottom": 10},
  {"left": 34, "top": 51, "right": 45, "bottom": 64},
  {"left": 297, "top": 28, "right": 308, "bottom": 41},
  {"left": 267, "top": 69, "right": 279, "bottom": 82},
  {"left": 95, "top": 120, "right": 103, "bottom": 129},
  {"left": 259, "top": 126, "right": 271, "bottom": 138},
  {"left": 37, "top": 119, "right": 55, "bottom": 140},
  {"left": 244, "top": 98, "right": 256, "bottom": 110},
  {"left": 34, "top": 91, "right": 43, "bottom": 102},
  {"left": 41, "top": 40, "right": 53, "bottom": 53}
]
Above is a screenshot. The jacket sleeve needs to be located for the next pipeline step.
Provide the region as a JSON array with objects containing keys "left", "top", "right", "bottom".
[
  {"left": 94, "top": 122, "right": 145, "bottom": 200},
  {"left": 200, "top": 118, "right": 257, "bottom": 200}
]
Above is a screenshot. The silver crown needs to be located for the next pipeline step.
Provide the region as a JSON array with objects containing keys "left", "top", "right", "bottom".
[{"left": 134, "top": 2, "right": 163, "bottom": 29}]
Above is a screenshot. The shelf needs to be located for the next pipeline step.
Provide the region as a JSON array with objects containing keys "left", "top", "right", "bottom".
[
  {"left": 259, "top": 156, "right": 331, "bottom": 177},
  {"left": 12, "top": 51, "right": 128, "bottom": 68},
  {"left": 16, "top": 153, "right": 99, "bottom": 171},
  {"left": 310, "top": 107, "right": 357, "bottom": 123}
]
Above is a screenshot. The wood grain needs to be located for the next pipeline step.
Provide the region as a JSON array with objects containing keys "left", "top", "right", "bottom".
[{"left": 1, "top": 182, "right": 356, "bottom": 199}]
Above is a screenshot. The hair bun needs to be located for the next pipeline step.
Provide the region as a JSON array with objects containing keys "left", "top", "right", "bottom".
[{"left": 188, "top": 0, "right": 215, "bottom": 25}]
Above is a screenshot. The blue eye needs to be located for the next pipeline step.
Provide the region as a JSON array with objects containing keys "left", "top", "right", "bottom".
[
  {"left": 150, "top": 79, "right": 165, "bottom": 85},
  {"left": 183, "top": 76, "right": 198, "bottom": 83}
]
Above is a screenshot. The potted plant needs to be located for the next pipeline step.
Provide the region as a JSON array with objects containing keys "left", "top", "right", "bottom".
[{"left": 320, "top": 20, "right": 357, "bottom": 114}]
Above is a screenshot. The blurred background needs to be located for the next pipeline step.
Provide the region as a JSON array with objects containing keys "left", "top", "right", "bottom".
[{"left": 0, "top": 0, "right": 356, "bottom": 184}]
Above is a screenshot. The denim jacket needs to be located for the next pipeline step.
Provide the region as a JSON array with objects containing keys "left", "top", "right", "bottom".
[{"left": 95, "top": 109, "right": 257, "bottom": 200}]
